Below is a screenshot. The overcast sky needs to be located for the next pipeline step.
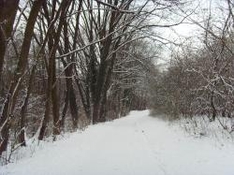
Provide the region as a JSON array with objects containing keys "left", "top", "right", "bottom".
[{"left": 156, "top": 0, "right": 228, "bottom": 66}]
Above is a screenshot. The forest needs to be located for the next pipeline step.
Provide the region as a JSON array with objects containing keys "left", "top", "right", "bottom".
[{"left": 0, "top": 0, "right": 234, "bottom": 164}]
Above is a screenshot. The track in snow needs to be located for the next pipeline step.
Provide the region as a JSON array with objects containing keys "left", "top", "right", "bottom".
[{"left": 1, "top": 110, "right": 234, "bottom": 175}]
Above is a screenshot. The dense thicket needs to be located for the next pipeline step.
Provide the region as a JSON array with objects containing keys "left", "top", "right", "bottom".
[{"left": 150, "top": 0, "right": 234, "bottom": 122}]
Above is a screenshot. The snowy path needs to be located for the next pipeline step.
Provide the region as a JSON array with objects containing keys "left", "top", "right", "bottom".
[{"left": 1, "top": 110, "right": 234, "bottom": 175}]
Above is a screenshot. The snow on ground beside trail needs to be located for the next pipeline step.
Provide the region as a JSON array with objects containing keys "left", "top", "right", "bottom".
[
  {"left": 1, "top": 110, "right": 234, "bottom": 175},
  {"left": 176, "top": 115, "right": 234, "bottom": 144}
]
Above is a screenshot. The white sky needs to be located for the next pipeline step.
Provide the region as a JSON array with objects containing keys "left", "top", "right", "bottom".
[{"left": 155, "top": 0, "right": 229, "bottom": 67}]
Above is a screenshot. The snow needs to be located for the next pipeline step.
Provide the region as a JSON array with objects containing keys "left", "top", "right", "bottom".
[{"left": 1, "top": 110, "right": 234, "bottom": 175}]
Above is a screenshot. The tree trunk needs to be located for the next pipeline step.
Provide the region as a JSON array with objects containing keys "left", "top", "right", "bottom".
[
  {"left": 38, "top": 94, "right": 51, "bottom": 140},
  {"left": 38, "top": 0, "right": 72, "bottom": 139},
  {"left": 18, "top": 64, "right": 36, "bottom": 146},
  {"left": 61, "top": 90, "right": 69, "bottom": 130},
  {"left": 0, "top": 0, "right": 19, "bottom": 79},
  {"left": 62, "top": 19, "right": 79, "bottom": 129},
  {"left": 0, "top": 0, "right": 44, "bottom": 155},
  {"left": 210, "top": 91, "right": 216, "bottom": 121}
]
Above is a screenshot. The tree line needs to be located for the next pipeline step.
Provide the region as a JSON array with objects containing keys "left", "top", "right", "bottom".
[
  {"left": 0, "top": 0, "right": 182, "bottom": 161},
  {"left": 150, "top": 0, "right": 234, "bottom": 130}
]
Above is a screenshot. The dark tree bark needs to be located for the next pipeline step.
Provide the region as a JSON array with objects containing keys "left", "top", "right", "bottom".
[
  {"left": 38, "top": 0, "right": 72, "bottom": 140},
  {"left": 61, "top": 19, "right": 79, "bottom": 129},
  {"left": 210, "top": 91, "right": 217, "bottom": 121},
  {"left": 0, "top": 0, "right": 44, "bottom": 155},
  {"left": 59, "top": 0, "right": 84, "bottom": 128},
  {"left": 0, "top": 0, "right": 19, "bottom": 80},
  {"left": 18, "top": 64, "right": 37, "bottom": 146}
]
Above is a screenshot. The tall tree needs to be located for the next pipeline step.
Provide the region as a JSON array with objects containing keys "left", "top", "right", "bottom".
[
  {"left": 0, "top": 0, "right": 45, "bottom": 155},
  {"left": 38, "top": 0, "right": 73, "bottom": 140},
  {"left": 0, "top": 0, "right": 19, "bottom": 91}
]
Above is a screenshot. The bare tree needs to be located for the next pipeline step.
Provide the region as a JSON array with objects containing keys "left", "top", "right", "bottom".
[
  {"left": 0, "top": 0, "right": 45, "bottom": 156},
  {"left": 0, "top": 0, "right": 19, "bottom": 80},
  {"left": 37, "top": 0, "right": 74, "bottom": 140},
  {"left": 0, "top": 0, "right": 185, "bottom": 161}
]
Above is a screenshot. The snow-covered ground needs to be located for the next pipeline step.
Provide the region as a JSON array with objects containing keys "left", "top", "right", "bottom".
[{"left": 1, "top": 110, "right": 234, "bottom": 175}]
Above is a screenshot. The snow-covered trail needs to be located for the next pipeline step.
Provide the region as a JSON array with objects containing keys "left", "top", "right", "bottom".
[{"left": 1, "top": 110, "right": 234, "bottom": 175}]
